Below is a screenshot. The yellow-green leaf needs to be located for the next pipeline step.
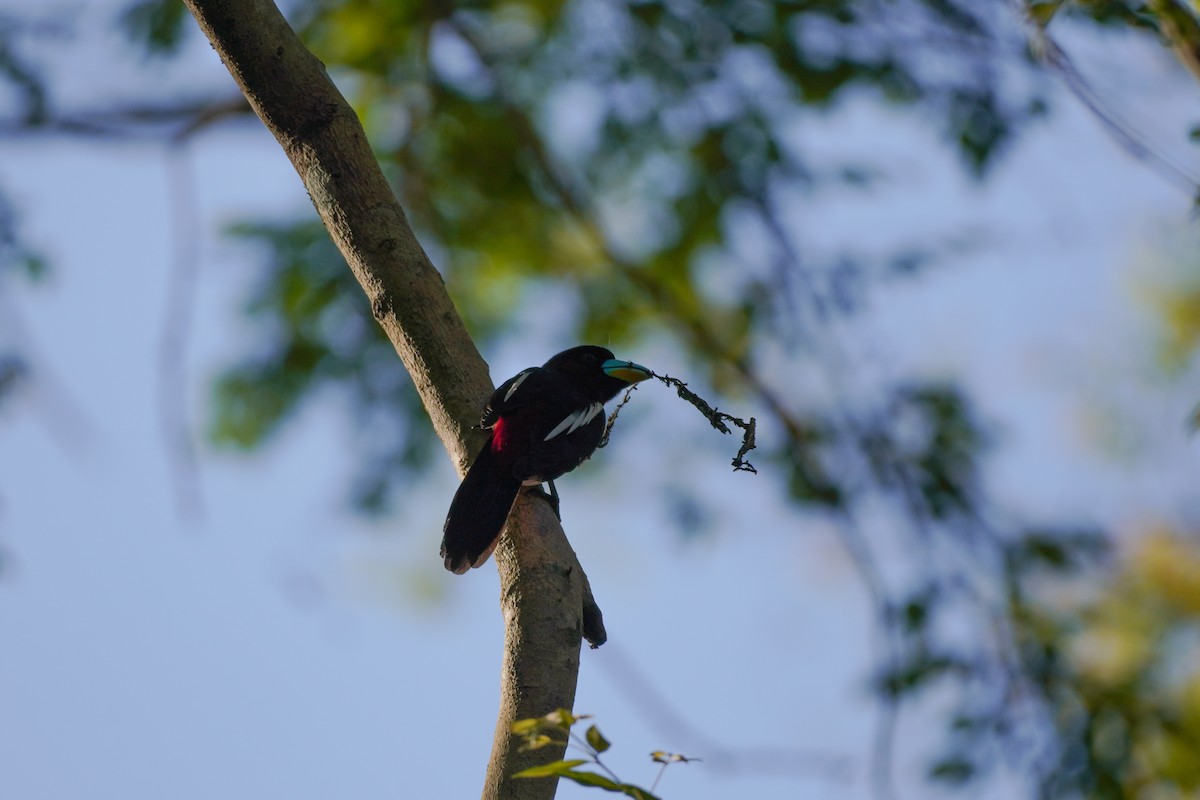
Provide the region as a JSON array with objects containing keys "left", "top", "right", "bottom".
[
  {"left": 511, "top": 718, "right": 542, "bottom": 736},
  {"left": 543, "top": 708, "right": 588, "bottom": 729},
  {"left": 518, "top": 734, "right": 558, "bottom": 752},
  {"left": 585, "top": 724, "right": 611, "bottom": 754},
  {"left": 1029, "top": 0, "right": 1065, "bottom": 27},
  {"left": 512, "top": 759, "right": 588, "bottom": 779}
]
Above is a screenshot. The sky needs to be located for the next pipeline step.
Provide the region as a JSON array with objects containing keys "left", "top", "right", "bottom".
[{"left": 1, "top": 4, "right": 1199, "bottom": 800}]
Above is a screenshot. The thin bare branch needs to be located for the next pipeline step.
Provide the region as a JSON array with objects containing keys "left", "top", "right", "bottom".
[
  {"left": 0, "top": 96, "right": 252, "bottom": 141},
  {"left": 596, "top": 642, "right": 853, "bottom": 782},
  {"left": 1006, "top": 0, "right": 1200, "bottom": 200},
  {"left": 157, "top": 144, "right": 205, "bottom": 522}
]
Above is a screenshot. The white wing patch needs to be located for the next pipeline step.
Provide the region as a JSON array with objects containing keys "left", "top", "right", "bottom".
[
  {"left": 503, "top": 369, "right": 534, "bottom": 403},
  {"left": 543, "top": 401, "right": 604, "bottom": 441}
]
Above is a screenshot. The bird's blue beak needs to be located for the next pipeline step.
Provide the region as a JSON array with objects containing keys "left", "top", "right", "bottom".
[{"left": 602, "top": 359, "right": 652, "bottom": 384}]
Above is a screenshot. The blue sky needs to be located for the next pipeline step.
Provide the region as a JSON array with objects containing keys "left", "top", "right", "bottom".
[{"left": 1, "top": 4, "right": 1199, "bottom": 799}]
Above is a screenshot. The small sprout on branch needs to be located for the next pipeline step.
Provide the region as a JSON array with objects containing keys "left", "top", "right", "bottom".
[
  {"left": 512, "top": 708, "right": 583, "bottom": 751},
  {"left": 649, "top": 751, "right": 701, "bottom": 793},
  {"left": 650, "top": 752, "right": 699, "bottom": 764}
]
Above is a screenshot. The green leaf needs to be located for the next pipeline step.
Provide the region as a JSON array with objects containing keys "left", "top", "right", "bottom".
[
  {"left": 877, "top": 653, "right": 969, "bottom": 698},
  {"left": 1011, "top": 529, "right": 1109, "bottom": 573},
  {"left": 1021, "top": 536, "right": 1068, "bottom": 568},
  {"left": 559, "top": 770, "right": 625, "bottom": 791},
  {"left": 622, "top": 788, "right": 663, "bottom": 800},
  {"left": 0, "top": 355, "right": 29, "bottom": 405},
  {"left": 518, "top": 734, "right": 557, "bottom": 752},
  {"left": 120, "top": 0, "right": 189, "bottom": 56},
  {"left": 929, "top": 757, "right": 976, "bottom": 784},
  {"left": 512, "top": 760, "right": 588, "bottom": 779},
  {"left": 511, "top": 718, "right": 542, "bottom": 736},
  {"left": 900, "top": 598, "right": 930, "bottom": 634},
  {"left": 18, "top": 252, "right": 47, "bottom": 282},
  {"left": 1028, "top": 0, "right": 1065, "bottom": 28},
  {"left": 585, "top": 724, "right": 611, "bottom": 754},
  {"left": 543, "top": 708, "right": 586, "bottom": 729},
  {"left": 557, "top": 769, "right": 663, "bottom": 799}
]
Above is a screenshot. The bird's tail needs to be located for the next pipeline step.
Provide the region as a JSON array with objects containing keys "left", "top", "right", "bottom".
[{"left": 440, "top": 442, "right": 522, "bottom": 574}]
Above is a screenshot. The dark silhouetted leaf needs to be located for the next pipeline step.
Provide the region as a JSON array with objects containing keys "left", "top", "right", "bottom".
[
  {"left": 1029, "top": 0, "right": 1066, "bottom": 27},
  {"left": 878, "top": 653, "right": 971, "bottom": 698},
  {"left": 120, "top": 0, "right": 189, "bottom": 55},
  {"left": 930, "top": 757, "right": 976, "bottom": 784}
]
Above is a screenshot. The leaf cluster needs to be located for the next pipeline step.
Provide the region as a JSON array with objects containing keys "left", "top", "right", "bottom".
[
  {"left": 179, "top": 0, "right": 1055, "bottom": 510},
  {"left": 0, "top": 184, "right": 45, "bottom": 417},
  {"left": 866, "top": 527, "right": 1113, "bottom": 789},
  {"left": 1009, "top": 530, "right": 1200, "bottom": 799},
  {"left": 7, "top": 1, "right": 1194, "bottom": 796},
  {"left": 210, "top": 220, "right": 436, "bottom": 512},
  {"left": 511, "top": 709, "right": 695, "bottom": 799}
]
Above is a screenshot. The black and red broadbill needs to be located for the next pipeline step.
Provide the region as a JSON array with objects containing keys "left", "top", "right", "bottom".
[{"left": 440, "top": 345, "right": 651, "bottom": 574}]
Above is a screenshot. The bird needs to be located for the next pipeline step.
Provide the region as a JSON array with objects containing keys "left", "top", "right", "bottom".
[{"left": 440, "top": 345, "right": 651, "bottom": 574}]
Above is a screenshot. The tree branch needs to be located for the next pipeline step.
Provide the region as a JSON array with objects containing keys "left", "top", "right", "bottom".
[
  {"left": 1006, "top": 0, "right": 1200, "bottom": 200},
  {"left": 484, "top": 495, "right": 597, "bottom": 798},
  {"left": 180, "top": 1, "right": 592, "bottom": 797}
]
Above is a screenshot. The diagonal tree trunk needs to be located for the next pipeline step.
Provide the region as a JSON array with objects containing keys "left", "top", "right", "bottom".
[{"left": 180, "top": 1, "right": 602, "bottom": 796}]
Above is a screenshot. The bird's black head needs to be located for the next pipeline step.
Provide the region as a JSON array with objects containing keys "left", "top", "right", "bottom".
[{"left": 543, "top": 345, "right": 651, "bottom": 400}]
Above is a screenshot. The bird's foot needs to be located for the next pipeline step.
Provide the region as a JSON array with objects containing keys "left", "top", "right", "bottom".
[{"left": 527, "top": 481, "right": 561, "bottom": 521}]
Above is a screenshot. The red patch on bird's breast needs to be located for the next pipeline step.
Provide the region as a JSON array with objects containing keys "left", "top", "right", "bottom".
[{"left": 490, "top": 418, "right": 507, "bottom": 452}]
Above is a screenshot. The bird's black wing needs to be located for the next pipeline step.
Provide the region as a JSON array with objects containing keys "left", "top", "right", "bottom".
[
  {"left": 481, "top": 366, "right": 552, "bottom": 427},
  {"left": 482, "top": 363, "right": 607, "bottom": 481},
  {"left": 513, "top": 404, "right": 607, "bottom": 483}
]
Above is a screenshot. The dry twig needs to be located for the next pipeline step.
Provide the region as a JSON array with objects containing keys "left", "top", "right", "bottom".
[{"left": 600, "top": 373, "right": 758, "bottom": 474}]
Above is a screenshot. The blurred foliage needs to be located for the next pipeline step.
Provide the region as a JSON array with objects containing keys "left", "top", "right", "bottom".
[
  {"left": 879, "top": 526, "right": 1200, "bottom": 798},
  {"left": 213, "top": 220, "right": 436, "bottom": 511},
  {"left": 1150, "top": 279, "right": 1200, "bottom": 372},
  {"left": 0, "top": 187, "right": 46, "bottom": 283},
  {"left": 863, "top": 383, "right": 989, "bottom": 518},
  {"left": 0, "top": 183, "right": 44, "bottom": 414},
  {"left": 65, "top": 0, "right": 1192, "bottom": 523},
  {"left": 1016, "top": 530, "right": 1200, "bottom": 798},
  {"left": 1134, "top": 228, "right": 1200, "bottom": 425},
  {"left": 200, "top": 0, "right": 1054, "bottom": 503},
  {"left": 0, "top": 15, "right": 50, "bottom": 126},
  {"left": 120, "top": 0, "right": 190, "bottom": 56},
  {"left": 0, "top": 0, "right": 1197, "bottom": 796},
  {"left": 150, "top": 0, "right": 1193, "bottom": 518},
  {"left": 0, "top": 354, "right": 29, "bottom": 410},
  {"left": 1142, "top": 241, "right": 1200, "bottom": 374},
  {"left": 134, "top": 0, "right": 1200, "bottom": 793}
]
